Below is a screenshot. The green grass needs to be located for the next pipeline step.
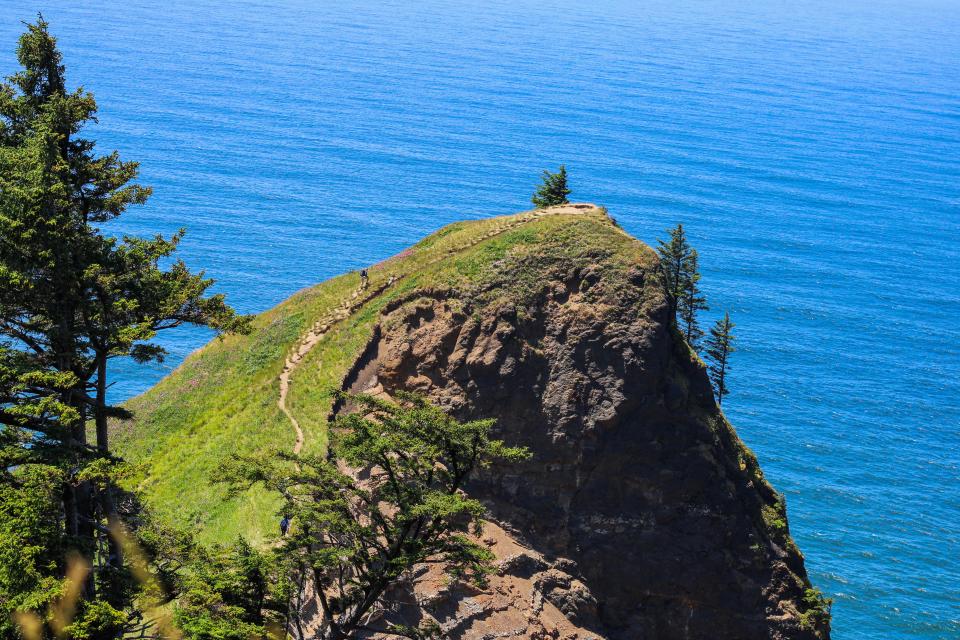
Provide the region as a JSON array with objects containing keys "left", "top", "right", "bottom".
[{"left": 111, "top": 206, "right": 657, "bottom": 546}]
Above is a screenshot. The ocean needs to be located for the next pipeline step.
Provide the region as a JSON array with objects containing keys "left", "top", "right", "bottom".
[{"left": 1, "top": 0, "right": 957, "bottom": 637}]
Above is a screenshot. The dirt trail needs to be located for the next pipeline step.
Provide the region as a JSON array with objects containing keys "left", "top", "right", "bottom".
[
  {"left": 277, "top": 204, "right": 599, "bottom": 455},
  {"left": 277, "top": 281, "right": 369, "bottom": 455}
]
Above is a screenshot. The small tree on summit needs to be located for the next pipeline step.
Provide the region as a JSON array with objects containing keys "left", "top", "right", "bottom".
[
  {"left": 532, "top": 165, "right": 571, "bottom": 208},
  {"left": 705, "top": 313, "right": 736, "bottom": 406}
]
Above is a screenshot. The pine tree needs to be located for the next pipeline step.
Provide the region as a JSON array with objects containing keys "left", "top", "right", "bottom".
[
  {"left": 0, "top": 17, "right": 248, "bottom": 630},
  {"left": 219, "top": 393, "right": 530, "bottom": 640},
  {"left": 677, "top": 248, "right": 708, "bottom": 351},
  {"left": 657, "top": 224, "right": 698, "bottom": 320},
  {"left": 531, "top": 165, "right": 571, "bottom": 208},
  {"left": 705, "top": 313, "right": 736, "bottom": 406}
]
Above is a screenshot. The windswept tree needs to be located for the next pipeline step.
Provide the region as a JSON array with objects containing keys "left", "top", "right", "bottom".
[
  {"left": 219, "top": 393, "right": 530, "bottom": 640},
  {"left": 531, "top": 165, "right": 571, "bottom": 208},
  {"left": 677, "top": 248, "right": 708, "bottom": 350},
  {"left": 657, "top": 223, "right": 700, "bottom": 321},
  {"left": 0, "top": 17, "right": 247, "bottom": 634},
  {"left": 705, "top": 312, "right": 736, "bottom": 406}
]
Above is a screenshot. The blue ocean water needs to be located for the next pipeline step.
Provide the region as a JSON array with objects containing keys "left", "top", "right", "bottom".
[{"left": 2, "top": 0, "right": 958, "bottom": 636}]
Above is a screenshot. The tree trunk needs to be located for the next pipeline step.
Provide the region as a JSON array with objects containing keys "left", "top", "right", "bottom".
[
  {"left": 71, "top": 408, "right": 97, "bottom": 597},
  {"left": 63, "top": 483, "right": 79, "bottom": 539},
  {"left": 717, "top": 348, "right": 727, "bottom": 406},
  {"left": 95, "top": 353, "right": 108, "bottom": 452},
  {"left": 95, "top": 353, "right": 123, "bottom": 576},
  {"left": 54, "top": 291, "right": 96, "bottom": 596}
]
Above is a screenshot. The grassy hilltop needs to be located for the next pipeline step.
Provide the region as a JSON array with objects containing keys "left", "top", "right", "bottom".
[{"left": 112, "top": 205, "right": 654, "bottom": 545}]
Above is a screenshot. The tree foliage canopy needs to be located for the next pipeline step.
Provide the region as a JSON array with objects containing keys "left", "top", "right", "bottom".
[
  {"left": 531, "top": 165, "right": 571, "bottom": 208},
  {"left": 656, "top": 224, "right": 697, "bottom": 319},
  {"left": 219, "top": 393, "right": 530, "bottom": 640},
  {"left": 677, "top": 247, "right": 708, "bottom": 350},
  {"left": 657, "top": 223, "right": 710, "bottom": 354},
  {"left": 705, "top": 312, "right": 736, "bottom": 405}
]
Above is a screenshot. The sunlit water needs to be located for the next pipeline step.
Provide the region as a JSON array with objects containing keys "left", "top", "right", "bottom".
[{"left": 2, "top": 1, "right": 958, "bottom": 637}]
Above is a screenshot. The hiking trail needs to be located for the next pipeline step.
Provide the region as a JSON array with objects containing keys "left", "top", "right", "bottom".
[{"left": 277, "top": 204, "right": 598, "bottom": 455}]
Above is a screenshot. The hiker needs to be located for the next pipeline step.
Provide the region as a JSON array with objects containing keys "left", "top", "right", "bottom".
[
  {"left": 280, "top": 515, "right": 290, "bottom": 536},
  {"left": 360, "top": 268, "right": 368, "bottom": 286}
]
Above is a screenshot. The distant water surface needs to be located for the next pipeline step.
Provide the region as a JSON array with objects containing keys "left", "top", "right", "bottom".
[{"left": 2, "top": 1, "right": 958, "bottom": 637}]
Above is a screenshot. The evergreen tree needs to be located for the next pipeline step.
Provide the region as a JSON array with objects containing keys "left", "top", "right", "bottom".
[
  {"left": 218, "top": 393, "right": 530, "bottom": 640},
  {"left": 0, "top": 17, "right": 248, "bottom": 634},
  {"left": 531, "top": 165, "right": 571, "bottom": 208},
  {"left": 656, "top": 223, "right": 698, "bottom": 321},
  {"left": 0, "top": 464, "right": 68, "bottom": 638},
  {"left": 677, "top": 248, "right": 708, "bottom": 351},
  {"left": 173, "top": 539, "right": 278, "bottom": 639},
  {"left": 705, "top": 313, "right": 736, "bottom": 406}
]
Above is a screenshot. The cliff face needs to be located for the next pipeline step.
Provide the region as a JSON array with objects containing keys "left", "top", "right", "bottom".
[{"left": 342, "top": 211, "right": 828, "bottom": 639}]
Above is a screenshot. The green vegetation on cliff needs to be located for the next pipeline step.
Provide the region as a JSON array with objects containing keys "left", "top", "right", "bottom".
[{"left": 113, "top": 205, "right": 651, "bottom": 545}]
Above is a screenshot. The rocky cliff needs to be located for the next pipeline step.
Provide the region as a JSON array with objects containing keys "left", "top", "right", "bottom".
[
  {"left": 116, "top": 205, "right": 829, "bottom": 639},
  {"left": 340, "top": 207, "right": 826, "bottom": 639}
]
